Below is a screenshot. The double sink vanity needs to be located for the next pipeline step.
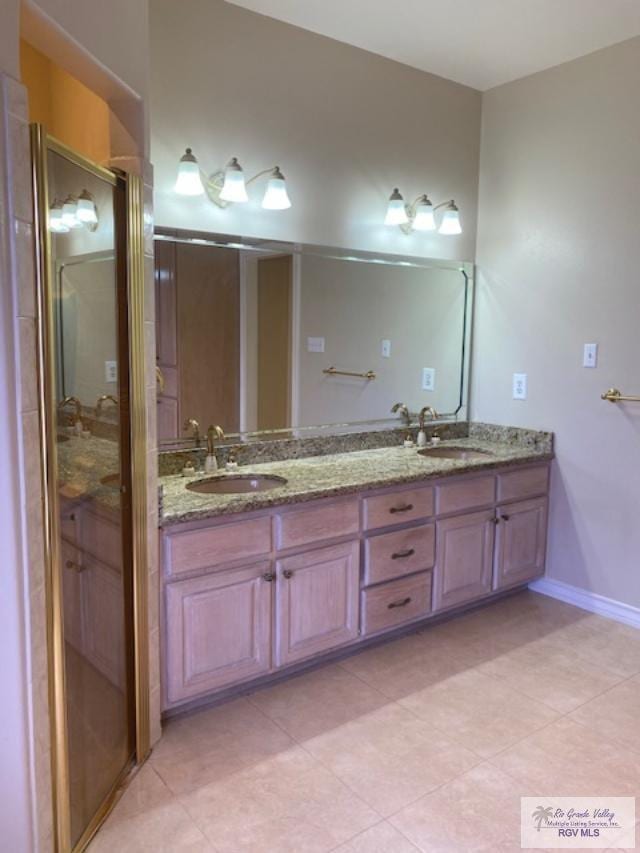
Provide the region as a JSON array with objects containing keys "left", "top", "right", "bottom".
[{"left": 159, "top": 424, "right": 552, "bottom": 712}]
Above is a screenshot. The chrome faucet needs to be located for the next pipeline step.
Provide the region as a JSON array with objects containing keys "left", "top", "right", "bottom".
[
  {"left": 58, "top": 396, "right": 82, "bottom": 426},
  {"left": 418, "top": 406, "right": 439, "bottom": 429},
  {"left": 207, "top": 424, "right": 226, "bottom": 456},
  {"left": 391, "top": 402, "right": 412, "bottom": 427},
  {"left": 95, "top": 394, "right": 118, "bottom": 418},
  {"left": 184, "top": 418, "right": 201, "bottom": 448}
]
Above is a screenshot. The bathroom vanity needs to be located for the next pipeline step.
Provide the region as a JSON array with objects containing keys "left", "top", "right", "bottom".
[{"left": 159, "top": 431, "right": 551, "bottom": 712}]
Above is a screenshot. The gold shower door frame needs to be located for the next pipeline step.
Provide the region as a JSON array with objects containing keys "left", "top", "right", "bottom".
[{"left": 30, "top": 125, "right": 150, "bottom": 852}]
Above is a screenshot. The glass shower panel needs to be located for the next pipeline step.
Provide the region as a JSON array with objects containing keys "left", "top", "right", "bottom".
[{"left": 47, "top": 147, "right": 134, "bottom": 847}]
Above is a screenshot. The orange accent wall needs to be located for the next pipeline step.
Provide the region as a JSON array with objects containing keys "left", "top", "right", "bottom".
[{"left": 20, "top": 39, "right": 111, "bottom": 163}]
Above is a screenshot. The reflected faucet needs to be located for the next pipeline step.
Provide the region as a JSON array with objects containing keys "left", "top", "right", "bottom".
[
  {"left": 95, "top": 394, "right": 119, "bottom": 419},
  {"left": 391, "top": 402, "right": 411, "bottom": 427},
  {"left": 207, "top": 424, "right": 226, "bottom": 456},
  {"left": 58, "top": 396, "right": 82, "bottom": 427},
  {"left": 184, "top": 418, "right": 201, "bottom": 448},
  {"left": 418, "top": 406, "right": 439, "bottom": 429}
]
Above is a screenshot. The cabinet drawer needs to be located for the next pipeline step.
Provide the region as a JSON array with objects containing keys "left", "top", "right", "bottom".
[
  {"left": 166, "top": 516, "right": 273, "bottom": 576},
  {"left": 361, "top": 572, "right": 432, "bottom": 636},
  {"left": 363, "top": 486, "right": 434, "bottom": 530},
  {"left": 277, "top": 498, "right": 359, "bottom": 550},
  {"left": 437, "top": 476, "right": 495, "bottom": 515},
  {"left": 497, "top": 465, "right": 549, "bottom": 503},
  {"left": 364, "top": 524, "right": 435, "bottom": 585}
]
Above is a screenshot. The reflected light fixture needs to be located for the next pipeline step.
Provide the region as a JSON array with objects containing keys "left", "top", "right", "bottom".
[
  {"left": 175, "top": 148, "right": 205, "bottom": 195},
  {"left": 219, "top": 157, "right": 249, "bottom": 203},
  {"left": 175, "top": 148, "right": 292, "bottom": 211},
  {"left": 49, "top": 189, "right": 100, "bottom": 234},
  {"left": 76, "top": 190, "right": 98, "bottom": 226},
  {"left": 262, "top": 167, "right": 291, "bottom": 210},
  {"left": 49, "top": 199, "right": 69, "bottom": 233},
  {"left": 61, "top": 195, "right": 84, "bottom": 230},
  {"left": 385, "top": 188, "right": 462, "bottom": 235}
]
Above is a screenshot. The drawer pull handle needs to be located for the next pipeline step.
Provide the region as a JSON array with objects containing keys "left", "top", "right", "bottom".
[
  {"left": 262, "top": 572, "right": 275, "bottom": 582},
  {"left": 283, "top": 569, "right": 294, "bottom": 579},
  {"left": 65, "top": 560, "right": 84, "bottom": 573},
  {"left": 390, "top": 503, "right": 414, "bottom": 514},
  {"left": 388, "top": 596, "right": 412, "bottom": 609},
  {"left": 501, "top": 513, "right": 510, "bottom": 522},
  {"left": 391, "top": 548, "right": 415, "bottom": 560}
]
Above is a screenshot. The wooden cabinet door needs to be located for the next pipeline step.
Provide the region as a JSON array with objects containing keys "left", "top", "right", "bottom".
[
  {"left": 275, "top": 541, "right": 360, "bottom": 667},
  {"left": 81, "top": 554, "right": 126, "bottom": 688},
  {"left": 433, "top": 510, "right": 495, "bottom": 611},
  {"left": 165, "top": 562, "right": 272, "bottom": 705},
  {"left": 494, "top": 497, "right": 548, "bottom": 590}
]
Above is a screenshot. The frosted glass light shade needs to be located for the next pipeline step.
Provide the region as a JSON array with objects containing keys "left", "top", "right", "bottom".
[
  {"left": 49, "top": 200, "right": 69, "bottom": 233},
  {"left": 62, "top": 196, "right": 82, "bottom": 229},
  {"left": 439, "top": 203, "right": 462, "bottom": 235},
  {"left": 412, "top": 196, "right": 436, "bottom": 231},
  {"left": 384, "top": 188, "right": 408, "bottom": 226},
  {"left": 175, "top": 148, "right": 205, "bottom": 196},
  {"left": 220, "top": 157, "right": 248, "bottom": 203},
  {"left": 76, "top": 190, "right": 98, "bottom": 225},
  {"left": 262, "top": 168, "right": 291, "bottom": 210}
]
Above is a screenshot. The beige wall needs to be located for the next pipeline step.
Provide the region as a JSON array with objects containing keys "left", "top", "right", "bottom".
[
  {"left": 473, "top": 37, "right": 640, "bottom": 608},
  {"left": 150, "top": 0, "right": 481, "bottom": 262}
]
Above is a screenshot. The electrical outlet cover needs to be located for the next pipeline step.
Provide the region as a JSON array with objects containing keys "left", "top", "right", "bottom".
[
  {"left": 513, "top": 373, "right": 527, "bottom": 400},
  {"left": 422, "top": 367, "right": 435, "bottom": 391},
  {"left": 105, "top": 361, "right": 118, "bottom": 383}
]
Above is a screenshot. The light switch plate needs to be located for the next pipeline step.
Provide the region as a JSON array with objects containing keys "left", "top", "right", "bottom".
[
  {"left": 307, "top": 337, "right": 325, "bottom": 353},
  {"left": 105, "top": 361, "right": 118, "bottom": 383},
  {"left": 422, "top": 367, "right": 435, "bottom": 391},
  {"left": 381, "top": 339, "right": 391, "bottom": 358},
  {"left": 513, "top": 373, "right": 527, "bottom": 400},
  {"left": 583, "top": 343, "right": 598, "bottom": 368}
]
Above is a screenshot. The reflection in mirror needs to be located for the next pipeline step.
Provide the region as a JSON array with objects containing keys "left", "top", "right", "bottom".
[
  {"left": 154, "top": 232, "right": 472, "bottom": 446},
  {"left": 47, "top": 145, "right": 134, "bottom": 846}
]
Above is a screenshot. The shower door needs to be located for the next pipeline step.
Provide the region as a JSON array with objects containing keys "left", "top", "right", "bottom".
[{"left": 32, "top": 128, "right": 149, "bottom": 852}]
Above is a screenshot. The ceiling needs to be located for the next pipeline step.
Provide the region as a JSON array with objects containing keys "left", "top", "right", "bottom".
[{"left": 226, "top": 0, "right": 640, "bottom": 90}]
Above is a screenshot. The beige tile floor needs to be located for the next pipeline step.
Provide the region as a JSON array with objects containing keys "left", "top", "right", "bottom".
[{"left": 90, "top": 591, "right": 640, "bottom": 852}]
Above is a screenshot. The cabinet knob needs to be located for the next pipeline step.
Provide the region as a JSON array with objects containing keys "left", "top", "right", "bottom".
[
  {"left": 283, "top": 569, "right": 294, "bottom": 579},
  {"left": 65, "top": 559, "right": 84, "bottom": 573},
  {"left": 390, "top": 503, "right": 413, "bottom": 514},
  {"left": 501, "top": 514, "right": 510, "bottom": 522},
  {"left": 388, "top": 596, "right": 412, "bottom": 610},
  {"left": 493, "top": 517, "right": 500, "bottom": 525},
  {"left": 262, "top": 572, "right": 275, "bottom": 582},
  {"left": 391, "top": 548, "right": 415, "bottom": 560}
]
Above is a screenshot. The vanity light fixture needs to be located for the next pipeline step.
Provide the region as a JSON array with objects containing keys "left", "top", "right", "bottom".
[
  {"left": 175, "top": 148, "right": 205, "bottom": 196},
  {"left": 49, "top": 191, "right": 99, "bottom": 233},
  {"left": 385, "top": 188, "right": 462, "bottom": 235},
  {"left": 175, "top": 148, "right": 292, "bottom": 210}
]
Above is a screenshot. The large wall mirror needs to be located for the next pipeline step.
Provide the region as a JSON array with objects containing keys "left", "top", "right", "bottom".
[{"left": 154, "top": 229, "right": 473, "bottom": 445}]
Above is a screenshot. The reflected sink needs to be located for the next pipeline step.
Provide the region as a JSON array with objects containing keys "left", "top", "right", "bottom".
[
  {"left": 186, "top": 474, "right": 288, "bottom": 495},
  {"left": 100, "top": 473, "right": 120, "bottom": 488},
  {"left": 418, "top": 447, "right": 495, "bottom": 461}
]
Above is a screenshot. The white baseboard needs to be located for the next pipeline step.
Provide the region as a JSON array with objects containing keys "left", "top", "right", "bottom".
[{"left": 529, "top": 577, "right": 640, "bottom": 630}]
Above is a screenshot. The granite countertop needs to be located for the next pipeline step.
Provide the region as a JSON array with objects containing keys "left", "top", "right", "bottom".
[
  {"left": 160, "top": 433, "right": 553, "bottom": 526},
  {"left": 57, "top": 432, "right": 121, "bottom": 511}
]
